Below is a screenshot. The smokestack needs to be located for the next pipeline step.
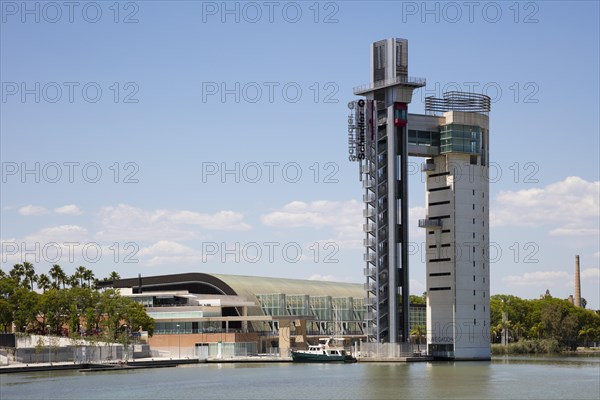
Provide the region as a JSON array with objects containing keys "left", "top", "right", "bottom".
[{"left": 574, "top": 255, "right": 581, "bottom": 308}]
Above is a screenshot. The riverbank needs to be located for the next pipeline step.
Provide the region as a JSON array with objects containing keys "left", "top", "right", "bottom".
[
  {"left": 0, "top": 358, "right": 202, "bottom": 374},
  {"left": 492, "top": 339, "right": 600, "bottom": 355}
]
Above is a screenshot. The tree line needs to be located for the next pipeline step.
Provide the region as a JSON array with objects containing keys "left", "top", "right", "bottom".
[
  {"left": 0, "top": 263, "right": 153, "bottom": 342},
  {"left": 490, "top": 294, "right": 600, "bottom": 350}
]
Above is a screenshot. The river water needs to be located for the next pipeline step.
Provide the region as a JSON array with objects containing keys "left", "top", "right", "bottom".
[{"left": 1, "top": 356, "right": 599, "bottom": 400}]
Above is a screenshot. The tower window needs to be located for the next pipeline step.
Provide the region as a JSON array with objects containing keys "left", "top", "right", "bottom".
[
  {"left": 473, "top": 232, "right": 475, "bottom": 239},
  {"left": 472, "top": 190, "right": 475, "bottom": 195}
]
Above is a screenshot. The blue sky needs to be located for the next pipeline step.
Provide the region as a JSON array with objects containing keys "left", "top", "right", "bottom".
[{"left": 1, "top": 1, "right": 599, "bottom": 307}]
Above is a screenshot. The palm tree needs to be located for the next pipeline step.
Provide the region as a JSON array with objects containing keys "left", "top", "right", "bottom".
[
  {"left": 37, "top": 273, "right": 51, "bottom": 293},
  {"left": 23, "top": 262, "right": 37, "bottom": 291},
  {"left": 75, "top": 266, "right": 87, "bottom": 287},
  {"left": 49, "top": 264, "right": 65, "bottom": 289},
  {"left": 83, "top": 268, "right": 94, "bottom": 288},
  {"left": 410, "top": 325, "right": 426, "bottom": 352},
  {"left": 108, "top": 271, "right": 121, "bottom": 281},
  {"left": 9, "top": 264, "right": 24, "bottom": 286},
  {"left": 68, "top": 275, "right": 80, "bottom": 288},
  {"left": 496, "top": 320, "right": 512, "bottom": 345}
]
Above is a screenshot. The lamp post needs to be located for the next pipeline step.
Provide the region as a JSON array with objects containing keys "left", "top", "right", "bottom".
[
  {"left": 46, "top": 325, "right": 51, "bottom": 365},
  {"left": 123, "top": 324, "right": 129, "bottom": 363},
  {"left": 176, "top": 324, "right": 181, "bottom": 359}
]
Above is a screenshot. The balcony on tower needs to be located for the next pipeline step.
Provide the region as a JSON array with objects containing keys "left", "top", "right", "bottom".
[
  {"left": 363, "top": 179, "right": 375, "bottom": 189},
  {"left": 363, "top": 267, "right": 376, "bottom": 277},
  {"left": 363, "top": 223, "right": 375, "bottom": 233},
  {"left": 363, "top": 208, "right": 376, "bottom": 218},
  {"left": 363, "top": 253, "right": 376, "bottom": 263},
  {"left": 363, "top": 237, "right": 376, "bottom": 248},
  {"left": 418, "top": 218, "right": 443, "bottom": 228},
  {"left": 363, "top": 193, "right": 375, "bottom": 203}
]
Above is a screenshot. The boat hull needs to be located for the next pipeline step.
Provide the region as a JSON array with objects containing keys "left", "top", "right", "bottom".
[{"left": 291, "top": 352, "right": 356, "bottom": 363}]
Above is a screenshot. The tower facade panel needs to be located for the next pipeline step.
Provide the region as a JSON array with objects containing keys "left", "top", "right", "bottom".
[{"left": 422, "top": 111, "right": 491, "bottom": 360}]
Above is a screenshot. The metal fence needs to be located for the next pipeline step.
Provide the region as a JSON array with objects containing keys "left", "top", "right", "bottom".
[{"left": 358, "top": 342, "right": 425, "bottom": 359}]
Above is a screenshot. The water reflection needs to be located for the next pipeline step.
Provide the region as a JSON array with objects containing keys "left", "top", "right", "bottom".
[{"left": 1, "top": 357, "right": 598, "bottom": 400}]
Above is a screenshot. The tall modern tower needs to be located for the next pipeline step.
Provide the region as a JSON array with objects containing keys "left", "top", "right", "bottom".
[
  {"left": 349, "top": 38, "right": 491, "bottom": 359},
  {"left": 419, "top": 93, "right": 492, "bottom": 360},
  {"left": 351, "top": 38, "right": 425, "bottom": 343}
]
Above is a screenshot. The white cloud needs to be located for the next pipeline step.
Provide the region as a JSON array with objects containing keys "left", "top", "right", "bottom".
[
  {"left": 0, "top": 237, "right": 20, "bottom": 266},
  {"left": 24, "top": 225, "right": 89, "bottom": 243},
  {"left": 54, "top": 204, "right": 83, "bottom": 216},
  {"left": 18, "top": 205, "right": 48, "bottom": 216},
  {"left": 581, "top": 267, "right": 600, "bottom": 279},
  {"left": 95, "top": 204, "right": 251, "bottom": 242},
  {"left": 0, "top": 226, "right": 91, "bottom": 265},
  {"left": 308, "top": 274, "right": 337, "bottom": 281},
  {"left": 262, "top": 200, "right": 426, "bottom": 250},
  {"left": 262, "top": 200, "right": 362, "bottom": 229},
  {"left": 549, "top": 228, "right": 599, "bottom": 236},
  {"left": 503, "top": 270, "right": 571, "bottom": 288},
  {"left": 491, "top": 176, "right": 599, "bottom": 236},
  {"left": 138, "top": 240, "right": 206, "bottom": 267},
  {"left": 262, "top": 200, "right": 363, "bottom": 250}
]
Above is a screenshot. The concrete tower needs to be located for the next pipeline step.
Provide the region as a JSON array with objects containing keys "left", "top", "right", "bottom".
[
  {"left": 419, "top": 93, "right": 492, "bottom": 360},
  {"left": 351, "top": 38, "right": 425, "bottom": 343},
  {"left": 349, "top": 39, "right": 492, "bottom": 360},
  {"left": 574, "top": 255, "right": 581, "bottom": 308}
]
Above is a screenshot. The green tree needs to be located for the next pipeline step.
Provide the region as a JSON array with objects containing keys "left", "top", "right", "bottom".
[
  {"left": 40, "top": 288, "right": 71, "bottom": 334},
  {"left": 0, "top": 276, "right": 17, "bottom": 332},
  {"left": 22, "top": 262, "right": 37, "bottom": 291},
  {"left": 75, "top": 266, "right": 87, "bottom": 287},
  {"left": 83, "top": 268, "right": 95, "bottom": 288},
  {"left": 409, "top": 295, "right": 426, "bottom": 305},
  {"left": 11, "top": 287, "right": 39, "bottom": 332},
  {"left": 410, "top": 325, "right": 426, "bottom": 351},
  {"left": 9, "top": 264, "right": 25, "bottom": 288},
  {"left": 37, "top": 274, "right": 51, "bottom": 293},
  {"left": 49, "top": 264, "right": 67, "bottom": 289}
]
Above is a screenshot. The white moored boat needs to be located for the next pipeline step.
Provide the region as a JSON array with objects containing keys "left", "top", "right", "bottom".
[{"left": 291, "top": 338, "right": 356, "bottom": 363}]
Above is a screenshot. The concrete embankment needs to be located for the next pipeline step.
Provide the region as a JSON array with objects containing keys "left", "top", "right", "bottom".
[{"left": 0, "top": 358, "right": 202, "bottom": 374}]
